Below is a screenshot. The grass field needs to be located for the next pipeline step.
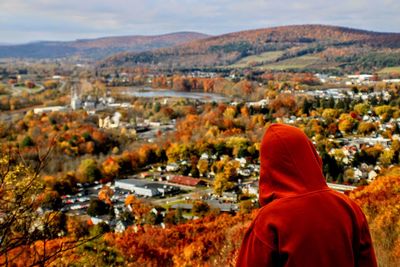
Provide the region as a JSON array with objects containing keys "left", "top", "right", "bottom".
[
  {"left": 229, "top": 51, "right": 285, "bottom": 68},
  {"left": 259, "top": 55, "right": 322, "bottom": 70},
  {"left": 378, "top": 66, "right": 400, "bottom": 74}
]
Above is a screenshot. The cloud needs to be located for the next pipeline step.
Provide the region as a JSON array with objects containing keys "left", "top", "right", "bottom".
[{"left": 0, "top": 0, "right": 399, "bottom": 43}]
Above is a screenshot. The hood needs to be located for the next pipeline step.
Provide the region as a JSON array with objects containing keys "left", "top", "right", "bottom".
[{"left": 259, "top": 124, "right": 328, "bottom": 206}]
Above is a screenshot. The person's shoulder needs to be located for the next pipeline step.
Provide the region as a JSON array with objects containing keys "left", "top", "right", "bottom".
[
  {"left": 329, "top": 190, "right": 362, "bottom": 209},
  {"left": 256, "top": 199, "right": 287, "bottom": 221},
  {"left": 327, "top": 189, "right": 368, "bottom": 222}
]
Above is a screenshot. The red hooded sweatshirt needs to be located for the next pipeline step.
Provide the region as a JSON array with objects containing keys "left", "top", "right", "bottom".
[{"left": 237, "top": 124, "right": 377, "bottom": 267}]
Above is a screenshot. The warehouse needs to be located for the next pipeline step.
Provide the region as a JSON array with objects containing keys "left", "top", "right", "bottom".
[{"left": 115, "top": 179, "right": 180, "bottom": 197}]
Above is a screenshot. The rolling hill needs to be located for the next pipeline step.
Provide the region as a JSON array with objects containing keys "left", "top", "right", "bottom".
[
  {"left": 100, "top": 25, "right": 400, "bottom": 72},
  {"left": 0, "top": 32, "right": 209, "bottom": 60}
]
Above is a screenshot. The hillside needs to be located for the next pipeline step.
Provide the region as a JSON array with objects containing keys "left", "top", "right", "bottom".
[
  {"left": 101, "top": 25, "right": 400, "bottom": 72},
  {"left": 5, "top": 168, "right": 399, "bottom": 266},
  {"left": 0, "top": 32, "right": 209, "bottom": 60}
]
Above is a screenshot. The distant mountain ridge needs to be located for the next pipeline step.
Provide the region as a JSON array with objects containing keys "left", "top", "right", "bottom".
[
  {"left": 100, "top": 25, "right": 400, "bottom": 72},
  {"left": 0, "top": 32, "right": 209, "bottom": 60}
]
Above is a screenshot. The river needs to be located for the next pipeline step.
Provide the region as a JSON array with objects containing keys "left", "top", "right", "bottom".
[{"left": 123, "top": 87, "right": 229, "bottom": 102}]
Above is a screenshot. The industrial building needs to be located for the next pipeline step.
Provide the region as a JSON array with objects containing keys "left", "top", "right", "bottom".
[{"left": 115, "top": 179, "right": 180, "bottom": 197}]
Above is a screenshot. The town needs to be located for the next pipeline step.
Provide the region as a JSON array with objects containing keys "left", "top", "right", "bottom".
[{"left": 1, "top": 64, "right": 399, "bottom": 234}]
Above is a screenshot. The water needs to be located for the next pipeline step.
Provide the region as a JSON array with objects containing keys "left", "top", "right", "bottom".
[{"left": 123, "top": 87, "right": 229, "bottom": 102}]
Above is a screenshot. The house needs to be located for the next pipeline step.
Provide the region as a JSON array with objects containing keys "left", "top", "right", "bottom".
[
  {"left": 99, "top": 115, "right": 120, "bottom": 129},
  {"left": 90, "top": 215, "right": 112, "bottom": 225},
  {"left": 347, "top": 74, "right": 374, "bottom": 85},
  {"left": 238, "top": 169, "right": 251, "bottom": 177},
  {"left": 242, "top": 181, "right": 258, "bottom": 196},
  {"left": 166, "top": 163, "right": 179, "bottom": 172},
  {"left": 206, "top": 200, "right": 239, "bottom": 212},
  {"left": 235, "top": 157, "right": 247, "bottom": 168},
  {"left": 115, "top": 221, "right": 129, "bottom": 233},
  {"left": 246, "top": 99, "right": 269, "bottom": 108},
  {"left": 368, "top": 170, "right": 378, "bottom": 182},
  {"left": 200, "top": 153, "right": 209, "bottom": 160},
  {"left": 353, "top": 168, "right": 363, "bottom": 181}
]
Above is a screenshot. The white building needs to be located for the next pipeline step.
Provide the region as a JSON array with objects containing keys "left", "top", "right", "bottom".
[
  {"left": 115, "top": 179, "right": 179, "bottom": 197},
  {"left": 33, "top": 106, "right": 68, "bottom": 114}
]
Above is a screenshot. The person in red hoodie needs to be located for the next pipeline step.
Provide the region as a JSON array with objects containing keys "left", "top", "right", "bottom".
[{"left": 237, "top": 123, "right": 377, "bottom": 267}]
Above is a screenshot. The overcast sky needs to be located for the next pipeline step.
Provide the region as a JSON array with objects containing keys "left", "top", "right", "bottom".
[{"left": 0, "top": 0, "right": 399, "bottom": 44}]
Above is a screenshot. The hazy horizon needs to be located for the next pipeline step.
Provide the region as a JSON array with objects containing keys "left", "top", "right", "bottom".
[{"left": 1, "top": 0, "right": 399, "bottom": 44}]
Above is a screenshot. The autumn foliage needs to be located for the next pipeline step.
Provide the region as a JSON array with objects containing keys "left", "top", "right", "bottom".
[{"left": 349, "top": 167, "right": 400, "bottom": 267}]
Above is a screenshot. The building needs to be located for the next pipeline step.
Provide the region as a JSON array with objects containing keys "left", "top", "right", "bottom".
[
  {"left": 115, "top": 179, "right": 180, "bottom": 197},
  {"left": 166, "top": 163, "right": 179, "bottom": 172},
  {"left": 71, "top": 85, "right": 81, "bottom": 110},
  {"left": 168, "top": 176, "right": 206, "bottom": 187},
  {"left": 33, "top": 106, "right": 68, "bottom": 114},
  {"left": 206, "top": 200, "right": 239, "bottom": 212}
]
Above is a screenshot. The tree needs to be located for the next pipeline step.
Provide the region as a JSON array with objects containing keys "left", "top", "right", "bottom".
[
  {"left": 125, "top": 195, "right": 152, "bottom": 222},
  {"left": 226, "top": 137, "right": 249, "bottom": 158},
  {"left": 21, "top": 135, "right": 35, "bottom": 148},
  {"left": 66, "top": 217, "right": 89, "bottom": 239},
  {"left": 269, "top": 93, "right": 297, "bottom": 117},
  {"left": 374, "top": 105, "right": 393, "bottom": 117},
  {"left": 164, "top": 209, "right": 185, "bottom": 225},
  {"left": 379, "top": 149, "right": 394, "bottom": 167},
  {"left": 43, "top": 80, "right": 59, "bottom": 90},
  {"left": 213, "top": 172, "right": 235, "bottom": 196},
  {"left": 98, "top": 186, "right": 114, "bottom": 206},
  {"left": 301, "top": 98, "right": 313, "bottom": 115},
  {"left": 338, "top": 114, "right": 357, "bottom": 133},
  {"left": 197, "top": 159, "right": 209, "bottom": 177},
  {"left": 322, "top": 108, "right": 339, "bottom": 121},
  {"left": 358, "top": 122, "right": 376, "bottom": 136},
  {"left": 0, "top": 150, "right": 98, "bottom": 266},
  {"left": 0, "top": 154, "right": 45, "bottom": 263},
  {"left": 77, "top": 158, "right": 101, "bottom": 183},
  {"left": 192, "top": 201, "right": 210, "bottom": 217},
  {"left": 349, "top": 168, "right": 400, "bottom": 267},
  {"left": 239, "top": 200, "right": 256, "bottom": 214},
  {"left": 353, "top": 103, "right": 370, "bottom": 115},
  {"left": 101, "top": 157, "right": 120, "bottom": 179},
  {"left": 87, "top": 199, "right": 112, "bottom": 217},
  {"left": 321, "top": 152, "right": 344, "bottom": 181}
]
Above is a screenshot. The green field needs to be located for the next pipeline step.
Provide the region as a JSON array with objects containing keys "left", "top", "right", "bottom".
[
  {"left": 229, "top": 51, "right": 285, "bottom": 68},
  {"left": 258, "top": 55, "right": 322, "bottom": 70},
  {"left": 378, "top": 66, "right": 400, "bottom": 74}
]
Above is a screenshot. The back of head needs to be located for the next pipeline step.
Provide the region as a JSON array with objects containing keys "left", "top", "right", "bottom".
[{"left": 259, "top": 123, "right": 328, "bottom": 206}]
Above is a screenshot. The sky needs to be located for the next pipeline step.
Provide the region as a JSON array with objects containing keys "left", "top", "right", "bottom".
[{"left": 0, "top": 0, "right": 399, "bottom": 44}]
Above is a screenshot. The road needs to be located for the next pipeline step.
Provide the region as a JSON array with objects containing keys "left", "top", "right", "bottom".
[{"left": 150, "top": 188, "right": 214, "bottom": 205}]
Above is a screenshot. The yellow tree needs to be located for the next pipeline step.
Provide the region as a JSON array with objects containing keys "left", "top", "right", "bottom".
[
  {"left": 0, "top": 151, "right": 95, "bottom": 266},
  {"left": 338, "top": 114, "right": 357, "bottom": 133},
  {"left": 125, "top": 195, "right": 152, "bottom": 222},
  {"left": 98, "top": 186, "right": 114, "bottom": 206},
  {"left": 101, "top": 157, "right": 120, "bottom": 179},
  {"left": 197, "top": 159, "right": 209, "bottom": 177}
]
